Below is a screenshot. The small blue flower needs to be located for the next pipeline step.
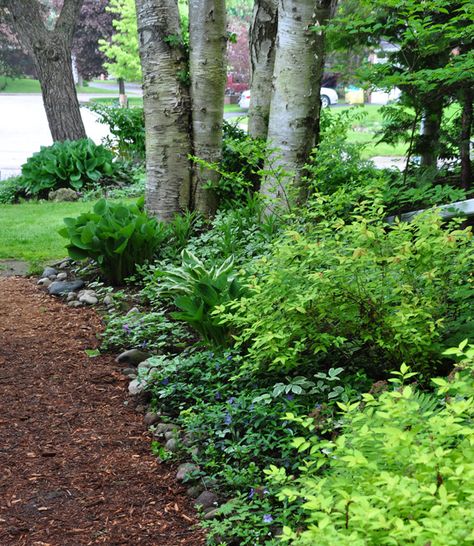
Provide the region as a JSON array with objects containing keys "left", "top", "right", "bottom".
[
  {"left": 122, "top": 324, "right": 131, "bottom": 334},
  {"left": 248, "top": 488, "right": 255, "bottom": 499},
  {"left": 263, "top": 488, "right": 269, "bottom": 495},
  {"left": 226, "top": 354, "right": 233, "bottom": 361},
  {"left": 263, "top": 514, "right": 273, "bottom": 523},
  {"left": 161, "top": 377, "right": 170, "bottom": 386},
  {"left": 227, "top": 397, "right": 236, "bottom": 405},
  {"left": 141, "top": 341, "right": 148, "bottom": 349},
  {"left": 315, "top": 403, "right": 322, "bottom": 409},
  {"left": 224, "top": 412, "right": 232, "bottom": 425},
  {"left": 284, "top": 394, "right": 295, "bottom": 401},
  {"left": 215, "top": 392, "right": 222, "bottom": 400}
]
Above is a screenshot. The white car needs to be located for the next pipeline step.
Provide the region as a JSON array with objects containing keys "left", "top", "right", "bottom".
[{"left": 238, "top": 87, "right": 338, "bottom": 109}]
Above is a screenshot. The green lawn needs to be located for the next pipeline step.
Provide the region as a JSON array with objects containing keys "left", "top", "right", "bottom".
[
  {"left": 0, "top": 77, "right": 114, "bottom": 94},
  {"left": 0, "top": 200, "right": 127, "bottom": 263}
]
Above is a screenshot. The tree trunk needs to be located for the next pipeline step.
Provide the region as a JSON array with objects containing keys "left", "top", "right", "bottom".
[
  {"left": 248, "top": 0, "right": 278, "bottom": 139},
  {"left": 189, "top": 0, "right": 227, "bottom": 216},
  {"left": 118, "top": 77, "right": 128, "bottom": 108},
  {"left": 135, "top": 0, "right": 192, "bottom": 221},
  {"left": 261, "top": 0, "right": 337, "bottom": 206},
  {"left": 419, "top": 101, "right": 443, "bottom": 169},
  {"left": 460, "top": 87, "right": 472, "bottom": 191},
  {"left": 5, "top": 0, "right": 86, "bottom": 142}
]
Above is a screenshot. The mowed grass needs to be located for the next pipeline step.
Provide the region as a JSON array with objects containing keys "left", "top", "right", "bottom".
[
  {"left": 0, "top": 77, "right": 115, "bottom": 94},
  {"left": 0, "top": 199, "right": 127, "bottom": 263}
]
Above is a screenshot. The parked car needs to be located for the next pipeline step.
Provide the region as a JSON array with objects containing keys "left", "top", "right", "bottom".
[{"left": 238, "top": 87, "right": 338, "bottom": 109}]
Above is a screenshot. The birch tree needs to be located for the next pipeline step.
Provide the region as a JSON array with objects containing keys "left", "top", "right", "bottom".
[
  {"left": 248, "top": 0, "right": 277, "bottom": 139},
  {"left": 189, "top": 0, "right": 227, "bottom": 216},
  {"left": 135, "top": 0, "right": 192, "bottom": 221},
  {"left": 4, "top": 0, "right": 86, "bottom": 141},
  {"left": 261, "top": 0, "right": 337, "bottom": 205}
]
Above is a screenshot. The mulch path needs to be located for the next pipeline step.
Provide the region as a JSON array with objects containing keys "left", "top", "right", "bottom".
[{"left": 0, "top": 277, "right": 206, "bottom": 546}]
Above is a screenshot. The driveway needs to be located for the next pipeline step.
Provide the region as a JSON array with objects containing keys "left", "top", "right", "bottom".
[{"left": 0, "top": 94, "right": 112, "bottom": 180}]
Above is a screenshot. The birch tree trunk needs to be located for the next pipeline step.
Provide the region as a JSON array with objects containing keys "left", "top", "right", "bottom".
[
  {"left": 248, "top": 0, "right": 278, "bottom": 139},
  {"left": 6, "top": 0, "right": 86, "bottom": 142},
  {"left": 261, "top": 0, "right": 337, "bottom": 206},
  {"left": 189, "top": 0, "right": 227, "bottom": 216},
  {"left": 135, "top": 0, "right": 192, "bottom": 221}
]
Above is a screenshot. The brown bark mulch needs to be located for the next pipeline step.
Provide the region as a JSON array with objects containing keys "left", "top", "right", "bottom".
[{"left": 0, "top": 277, "right": 205, "bottom": 546}]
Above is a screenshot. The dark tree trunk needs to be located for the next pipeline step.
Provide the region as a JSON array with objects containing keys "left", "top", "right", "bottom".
[
  {"left": 118, "top": 77, "right": 128, "bottom": 108},
  {"left": 460, "top": 88, "right": 473, "bottom": 191},
  {"left": 419, "top": 101, "right": 443, "bottom": 169},
  {"left": 5, "top": 0, "right": 86, "bottom": 142},
  {"left": 248, "top": 0, "right": 278, "bottom": 139}
]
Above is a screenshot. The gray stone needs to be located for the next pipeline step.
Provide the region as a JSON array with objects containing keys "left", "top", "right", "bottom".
[
  {"left": 154, "top": 423, "right": 179, "bottom": 436},
  {"left": 37, "top": 277, "right": 52, "bottom": 287},
  {"left": 137, "top": 360, "right": 152, "bottom": 371},
  {"left": 204, "top": 508, "right": 220, "bottom": 520},
  {"left": 127, "top": 306, "right": 140, "bottom": 315},
  {"left": 103, "top": 295, "right": 114, "bottom": 306},
  {"left": 186, "top": 485, "right": 204, "bottom": 498},
  {"left": 41, "top": 267, "right": 57, "bottom": 278},
  {"left": 165, "top": 438, "right": 178, "bottom": 452},
  {"left": 56, "top": 272, "right": 67, "bottom": 281},
  {"left": 68, "top": 301, "right": 83, "bottom": 308},
  {"left": 48, "top": 280, "right": 85, "bottom": 296},
  {"left": 182, "top": 433, "right": 196, "bottom": 447},
  {"left": 48, "top": 188, "right": 79, "bottom": 202},
  {"left": 128, "top": 379, "right": 145, "bottom": 396},
  {"left": 116, "top": 349, "right": 151, "bottom": 367},
  {"left": 164, "top": 431, "right": 176, "bottom": 441},
  {"left": 121, "top": 367, "right": 137, "bottom": 377},
  {"left": 144, "top": 412, "right": 160, "bottom": 427},
  {"left": 79, "top": 293, "right": 98, "bottom": 305},
  {"left": 48, "top": 274, "right": 57, "bottom": 281},
  {"left": 58, "top": 260, "right": 70, "bottom": 269},
  {"left": 66, "top": 292, "right": 77, "bottom": 302},
  {"left": 194, "top": 491, "right": 219, "bottom": 510},
  {"left": 176, "top": 463, "right": 199, "bottom": 482}
]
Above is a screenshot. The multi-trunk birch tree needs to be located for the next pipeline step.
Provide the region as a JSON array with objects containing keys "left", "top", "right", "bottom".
[{"left": 135, "top": 0, "right": 226, "bottom": 221}]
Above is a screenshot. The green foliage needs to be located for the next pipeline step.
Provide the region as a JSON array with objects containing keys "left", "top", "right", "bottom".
[
  {"left": 0, "top": 176, "right": 25, "bottom": 204},
  {"left": 147, "top": 250, "right": 246, "bottom": 345},
  {"left": 20, "top": 139, "right": 116, "bottom": 198},
  {"left": 274, "top": 346, "right": 474, "bottom": 545},
  {"left": 219, "top": 189, "right": 473, "bottom": 375},
  {"left": 101, "top": 308, "right": 190, "bottom": 353},
  {"left": 88, "top": 103, "right": 145, "bottom": 161},
  {"left": 59, "top": 198, "right": 166, "bottom": 285}
]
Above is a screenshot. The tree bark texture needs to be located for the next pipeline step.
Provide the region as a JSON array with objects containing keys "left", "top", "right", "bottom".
[
  {"left": 419, "top": 101, "right": 443, "bottom": 169},
  {"left": 248, "top": 0, "right": 278, "bottom": 139},
  {"left": 5, "top": 0, "right": 86, "bottom": 142},
  {"left": 261, "top": 0, "right": 337, "bottom": 206},
  {"left": 135, "top": 0, "right": 192, "bottom": 222},
  {"left": 189, "top": 0, "right": 227, "bottom": 216},
  {"left": 460, "top": 88, "right": 473, "bottom": 191}
]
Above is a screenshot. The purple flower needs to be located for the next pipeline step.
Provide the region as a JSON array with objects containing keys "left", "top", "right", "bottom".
[
  {"left": 263, "top": 514, "right": 273, "bottom": 523},
  {"left": 263, "top": 488, "right": 269, "bottom": 495},
  {"left": 227, "top": 397, "right": 236, "bottom": 405},
  {"left": 224, "top": 412, "right": 232, "bottom": 425},
  {"left": 248, "top": 488, "right": 255, "bottom": 499},
  {"left": 215, "top": 392, "right": 222, "bottom": 400},
  {"left": 161, "top": 377, "right": 170, "bottom": 386},
  {"left": 284, "top": 394, "right": 295, "bottom": 401},
  {"left": 122, "top": 324, "right": 131, "bottom": 334},
  {"left": 226, "top": 355, "right": 233, "bottom": 361}
]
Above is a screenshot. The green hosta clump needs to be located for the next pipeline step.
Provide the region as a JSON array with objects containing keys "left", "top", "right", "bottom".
[
  {"left": 59, "top": 198, "right": 167, "bottom": 285},
  {"left": 219, "top": 190, "right": 473, "bottom": 375},
  {"left": 149, "top": 250, "right": 246, "bottom": 345},
  {"left": 273, "top": 342, "right": 474, "bottom": 545},
  {"left": 20, "top": 138, "right": 116, "bottom": 198}
]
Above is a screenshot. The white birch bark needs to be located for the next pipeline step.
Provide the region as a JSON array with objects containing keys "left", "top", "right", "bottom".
[
  {"left": 261, "top": 0, "right": 337, "bottom": 206},
  {"left": 135, "top": 0, "right": 192, "bottom": 221},
  {"left": 248, "top": 0, "right": 278, "bottom": 139},
  {"left": 189, "top": 0, "right": 227, "bottom": 216}
]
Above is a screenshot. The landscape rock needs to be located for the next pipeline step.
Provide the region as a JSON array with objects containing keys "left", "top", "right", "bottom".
[
  {"left": 176, "top": 463, "right": 199, "bottom": 482},
  {"left": 68, "top": 301, "right": 83, "bottom": 308},
  {"left": 137, "top": 360, "right": 152, "bottom": 371},
  {"left": 128, "top": 379, "right": 145, "bottom": 396},
  {"left": 194, "top": 491, "right": 219, "bottom": 510},
  {"left": 48, "top": 188, "right": 79, "bottom": 202},
  {"left": 116, "top": 349, "right": 151, "bottom": 367},
  {"left": 57, "top": 259, "right": 71, "bottom": 269},
  {"left": 121, "top": 368, "right": 137, "bottom": 378},
  {"left": 164, "top": 431, "right": 176, "bottom": 441},
  {"left": 203, "top": 508, "right": 220, "bottom": 520},
  {"left": 37, "top": 277, "right": 52, "bottom": 287},
  {"left": 56, "top": 272, "right": 67, "bottom": 281},
  {"left": 144, "top": 412, "right": 160, "bottom": 427},
  {"left": 48, "top": 280, "right": 85, "bottom": 296},
  {"left": 165, "top": 438, "right": 178, "bottom": 452},
  {"left": 154, "top": 423, "right": 179, "bottom": 436},
  {"left": 66, "top": 292, "right": 77, "bottom": 302},
  {"left": 186, "top": 485, "right": 204, "bottom": 498},
  {"left": 41, "top": 267, "right": 57, "bottom": 278},
  {"left": 103, "top": 295, "right": 114, "bottom": 306},
  {"left": 79, "top": 293, "right": 98, "bottom": 305},
  {"left": 127, "top": 307, "right": 140, "bottom": 315}
]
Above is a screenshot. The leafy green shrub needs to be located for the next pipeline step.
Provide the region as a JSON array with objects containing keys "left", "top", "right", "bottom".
[
  {"left": 219, "top": 191, "right": 473, "bottom": 376},
  {"left": 0, "top": 176, "right": 25, "bottom": 204},
  {"left": 101, "top": 308, "right": 191, "bottom": 353},
  {"left": 88, "top": 103, "right": 145, "bottom": 161},
  {"left": 59, "top": 198, "right": 167, "bottom": 285},
  {"left": 274, "top": 344, "right": 474, "bottom": 545},
  {"left": 20, "top": 139, "right": 116, "bottom": 198},
  {"left": 148, "top": 250, "right": 246, "bottom": 345}
]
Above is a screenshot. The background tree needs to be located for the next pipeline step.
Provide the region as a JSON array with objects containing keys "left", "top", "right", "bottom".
[
  {"left": 72, "top": 0, "right": 115, "bottom": 84},
  {"left": 3, "top": 0, "right": 86, "bottom": 141}
]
